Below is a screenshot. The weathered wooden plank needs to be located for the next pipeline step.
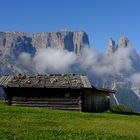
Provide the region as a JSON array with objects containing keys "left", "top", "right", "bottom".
[
  {"left": 11, "top": 95, "right": 82, "bottom": 111},
  {"left": 12, "top": 103, "right": 80, "bottom": 107},
  {"left": 0, "top": 76, "right": 8, "bottom": 85},
  {"left": 80, "top": 76, "right": 90, "bottom": 88},
  {"left": 0, "top": 76, "right": 13, "bottom": 86},
  {"left": 12, "top": 97, "right": 79, "bottom": 101},
  {"left": 0, "top": 76, "right": 5, "bottom": 85},
  {"left": 11, "top": 101, "right": 79, "bottom": 105},
  {"left": 4, "top": 76, "right": 13, "bottom": 86},
  {"left": 80, "top": 76, "right": 92, "bottom": 88}
]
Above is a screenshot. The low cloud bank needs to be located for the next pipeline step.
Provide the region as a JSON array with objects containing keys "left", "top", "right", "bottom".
[{"left": 18, "top": 45, "right": 140, "bottom": 87}]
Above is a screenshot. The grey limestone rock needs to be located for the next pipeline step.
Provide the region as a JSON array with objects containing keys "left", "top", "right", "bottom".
[
  {"left": 118, "top": 36, "right": 129, "bottom": 48},
  {"left": 106, "top": 37, "right": 116, "bottom": 55},
  {"left": 0, "top": 31, "right": 89, "bottom": 57},
  {"left": 0, "top": 31, "right": 89, "bottom": 74}
]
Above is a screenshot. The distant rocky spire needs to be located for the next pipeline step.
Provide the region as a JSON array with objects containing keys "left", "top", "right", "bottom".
[
  {"left": 106, "top": 37, "right": 116, "bottom": 55},
  {"left": 106, "top": 36, "right": 130, "bottom": 55},
  {"left": 118, "top": 36, "right": 129, "bottom": 48}
]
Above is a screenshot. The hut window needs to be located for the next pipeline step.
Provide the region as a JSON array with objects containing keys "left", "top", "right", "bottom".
[{"left": 65, "top": 93, "right": 70, "bottom": 98}]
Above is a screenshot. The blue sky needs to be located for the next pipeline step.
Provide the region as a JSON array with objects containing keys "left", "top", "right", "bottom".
[{"left": 0, "top": 0, "right": 140, "bottom": 53}]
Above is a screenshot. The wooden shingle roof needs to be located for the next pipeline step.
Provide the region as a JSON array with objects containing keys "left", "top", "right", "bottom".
[{"left": 0, "top": 74, "right": 92, "bottom": 89}]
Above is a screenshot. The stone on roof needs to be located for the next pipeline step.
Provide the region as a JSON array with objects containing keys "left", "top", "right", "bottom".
[{"left": 0, "top": 74, "right": 92, "bottom": 88}]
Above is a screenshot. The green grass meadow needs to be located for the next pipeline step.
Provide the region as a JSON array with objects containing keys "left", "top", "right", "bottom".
[{"left": 0, "top": 101, "right": 140, "bottom": 140}]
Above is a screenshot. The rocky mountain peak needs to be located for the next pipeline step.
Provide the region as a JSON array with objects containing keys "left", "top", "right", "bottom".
[
  {"left": 118, "top": 36, "right": 129, "bottom": 48},
  {"left": 106, "top": 36, "right": 130, "bottom": 55},
  {"left": 0, "top": 31, "right": 89, "bottom": 74},
  {"left": 0, "top": 31, "right": 89, "bottom": 56},
  {"left": 106, "top": 38, "right": 116, "bottom": 55}
]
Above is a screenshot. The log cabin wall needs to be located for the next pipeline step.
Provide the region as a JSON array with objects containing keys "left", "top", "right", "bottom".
[
  {"left": 83, "top": 89, "right": 110, "bottom": 112},
  {"left": 4, "top": 87, "right": 83, "bottom": 111}
]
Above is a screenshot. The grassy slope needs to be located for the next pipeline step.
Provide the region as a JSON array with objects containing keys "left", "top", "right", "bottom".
[{"left": 0, "top": 102, "right": 140, "bottom": 140}]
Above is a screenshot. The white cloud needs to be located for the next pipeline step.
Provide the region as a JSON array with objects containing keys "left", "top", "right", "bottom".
[
  {"left": 18, "top": 45, "right": 140, "bottom": 87},
  {"left": 33, "top": 48, "right": 77, "bottom": 73},
  {"left": 18, "top": 52, "right": 32, "bottom": 67},
  {"left": 131, "top": 73, "right": 140, "bottom": 87}
]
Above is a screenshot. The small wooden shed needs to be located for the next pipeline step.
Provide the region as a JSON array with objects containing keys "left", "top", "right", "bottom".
[{"left": 0, "top": 74, "right": 114, "bottom": 112}]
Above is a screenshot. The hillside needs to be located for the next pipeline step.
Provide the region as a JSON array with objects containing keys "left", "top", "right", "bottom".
[{"left": 0, "top": 102, "right": 140, "bottom": 140}]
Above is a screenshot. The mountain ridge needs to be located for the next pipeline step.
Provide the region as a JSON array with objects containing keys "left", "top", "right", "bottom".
[{"left": 0, "top": 31, "right": 89, "bottom": 74}]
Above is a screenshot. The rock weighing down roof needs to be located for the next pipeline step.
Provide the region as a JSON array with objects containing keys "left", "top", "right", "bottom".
[{"left": 0, "top": 74, "right": 92, "bottom": 88}]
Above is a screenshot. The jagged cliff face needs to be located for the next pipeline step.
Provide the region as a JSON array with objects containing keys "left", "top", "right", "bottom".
[
  {"left": 106, "top": 36, "right": 130, "bottom": 55},
  {"left": 0, "top": 31, "right": 89, "bottom": 74},
  {"left": 106, "top": 38, "right": 116, "bottom": 55},
  {"left": 0, "top": 31, "right": 89, "bottom": 56},
  {"left": 106, "top": 37, "right": 140, "bottom": 71},
  {"left": 118, "top": 37, "right": 129, "bottom": 48}
]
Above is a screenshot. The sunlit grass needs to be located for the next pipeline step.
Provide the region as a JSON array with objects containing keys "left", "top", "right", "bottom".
[{"left": 0, "top": 101, "right": 140, "bottom": 140}]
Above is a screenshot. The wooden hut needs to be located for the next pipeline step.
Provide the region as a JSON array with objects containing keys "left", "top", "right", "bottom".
[{"left": 0, "top": 74, "right": 114, "bottom": 112}]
